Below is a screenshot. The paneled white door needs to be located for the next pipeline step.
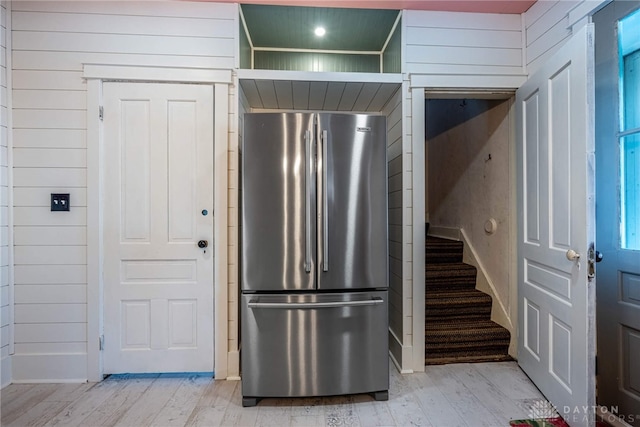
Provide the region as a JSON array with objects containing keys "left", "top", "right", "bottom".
[
  {"left": 594, "top": 3, "right": 640, "bottom": 424},
  {"left": 516, "top": 25, "right": 595, "bottom": 426},
  {"left": 103, "top": 82, "right": 214, "bottom": 374}
]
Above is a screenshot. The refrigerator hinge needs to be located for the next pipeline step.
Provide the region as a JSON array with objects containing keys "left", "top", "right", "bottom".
[
  {"left": 99, "top": 335, "right": 104, "bottom": 351},
  {"left": 99, "top": 106, "right": 104, "bottom": 121}
]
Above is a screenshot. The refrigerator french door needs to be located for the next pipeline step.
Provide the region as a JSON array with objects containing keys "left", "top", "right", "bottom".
[{"left": 241, "top": 113, "right": 389, "bottom": 406}]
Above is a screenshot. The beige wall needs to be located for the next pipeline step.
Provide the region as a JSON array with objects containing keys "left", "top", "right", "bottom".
[{"left": 426, "top": 98, "right": 514, "bottom": 334}]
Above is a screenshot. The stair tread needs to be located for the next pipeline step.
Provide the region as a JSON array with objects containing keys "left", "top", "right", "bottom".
[
  {"left": 426, "top": 236, "right": 463, "bottom": 246},
  {"left": 424, "top": 231, "right": 510, "bottom": 364},
  {"left": 426, "top": 319, "right": 508, "bottom": 329},
  {"left": 426, "top": 289, "right": 492, "bottom": 302},
  {"left": 426, "top": 262, "right": 476, "bottom": 271},
  {"left": 425, "top": 354, "right": 513, "bottom": 365},
  {"left": 425, "top": 321, "right": 511, "bottom": 341}
]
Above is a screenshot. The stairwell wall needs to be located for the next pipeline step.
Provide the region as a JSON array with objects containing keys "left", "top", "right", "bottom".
[{"left": 425, "top": 98, "right": 515, "bottom": 350}]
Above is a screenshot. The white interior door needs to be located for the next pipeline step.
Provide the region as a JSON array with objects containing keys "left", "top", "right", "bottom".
[
  {"left": 103, "top": 82, "right": 214, "bottom": 374},
  {"left": 516, "top": 24, "right": 595, "bottom": 425}
]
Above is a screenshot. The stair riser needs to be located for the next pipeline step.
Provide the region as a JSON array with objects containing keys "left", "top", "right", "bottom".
[
  {"left": 425, "top": 280, "right": 477, "bottom": 291},
  {"left": 426, "top": 254, "right": 463, "bottom": 264},
  {"left": 426, "top": 343, "right": 510, "bottom": 351},
  {"left": 426, "top": 312, "right": 492, "bottom": 321}
]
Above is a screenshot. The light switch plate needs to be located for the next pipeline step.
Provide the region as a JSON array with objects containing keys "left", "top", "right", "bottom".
[{"left": 51, "top": 193, "right": 70, "bottom": 211}]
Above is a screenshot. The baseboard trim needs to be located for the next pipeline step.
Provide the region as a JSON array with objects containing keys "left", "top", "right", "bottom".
[
  {"left": 1, "top": 355, "right": 12, "bottom": 388},
  {"left": 388, "top": 329, "right": 414, "bottom": 374},
  {"left": 12, "top": 353, "right": 88, "bottom": 383},
  {"left": 389, "top": 350, "right": 413, "bottom": 374},
  {"left": 227, "top": 349, "right": 240, "bottom": 380},
  {"left": 427, "top": 226, "right": 461, "bottom": 241}
]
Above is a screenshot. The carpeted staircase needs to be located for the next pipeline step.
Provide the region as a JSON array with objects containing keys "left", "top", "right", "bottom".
[{"left": 425, "top": 234, "right": 512, "bottom": 364}]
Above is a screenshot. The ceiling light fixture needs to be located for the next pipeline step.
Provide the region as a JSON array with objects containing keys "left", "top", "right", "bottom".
[{"left": 314, "top": 26, "right": 326, "bottom": 37}]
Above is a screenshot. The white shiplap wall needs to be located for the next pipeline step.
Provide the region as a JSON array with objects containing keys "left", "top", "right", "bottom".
[
  {"left": 0, "top": 0, "right": 11, "bottom": 388},
  {"left": 11, "top": 0, "right": 237, "bottom": 381},
  {"left": 524, "top": 0, "right": 609, "bottom": 74},
  {"left": 404, "top": 10, "right": 524, "bottom": 77},
  {"left": 384, "top": 86, "right": 404, "bottom": 369},
  {"left": 402, "top": 10, "right": 528, "bottom": 372}
]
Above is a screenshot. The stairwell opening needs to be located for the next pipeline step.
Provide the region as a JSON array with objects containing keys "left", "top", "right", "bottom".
[{"left": 424, "top": 96, "right": 517, "bottom": 365}]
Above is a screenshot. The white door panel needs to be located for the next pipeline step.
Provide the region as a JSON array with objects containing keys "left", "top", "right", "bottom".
[
  {"left": 103, "top": 82, "right": 214, "bottom": 374},
  {"left": 517, "top": 24, "right": 595, "bottom": 426}
]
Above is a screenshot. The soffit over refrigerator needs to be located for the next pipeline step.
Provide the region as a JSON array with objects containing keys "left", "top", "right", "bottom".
[{"left": 238, "top": 71, "right": 402, "bottom": 112}]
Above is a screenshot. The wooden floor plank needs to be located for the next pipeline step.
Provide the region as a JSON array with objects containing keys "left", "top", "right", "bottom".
[
  {"left": 473, "top": 361, "right": 544, "bottom": 400},
  {"left": 219, "top": 381, "right": 259, "bottom": 427},
  {"left": 451, "top": 363, "right": 532, "bottom": 423},
  {"left": 0, "top": 362, "right": 548, "bottom": 427},
  {"left": 185, "top": 380, "right": 238, "bottom": 427},
  {"left": 150, "top": 376, "right": 212, "bottom": 427},
  {"left": 6, "top": 400, "right": 71, "bottom": 427},
  {"left": 353, "top": 398, "right": 397, "bottom": 426},
  {"left": 43, "top": 378, "right": 127, "bottom": 427},
  {"left": 426, "top": 364, "right": 506, "bottom": 427},
  {"left": 114, "top": 376, "right": 185, "bottom": 427},
  {"left": 408, "top": 369, "right": 469, "bottom": 426},
  {"left": 0, "top": 384, "right": 59, "bottom": 425},
  {"left": 1, "top": 384, "right": 34, "bottom": 405},
  {"left": 41, "top": 383, "right": 95, "bottom": 403},
  {"left": 76, "top": 375, "right": 158, "bottom": 426}
]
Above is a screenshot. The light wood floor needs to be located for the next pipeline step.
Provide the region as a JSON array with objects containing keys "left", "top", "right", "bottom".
[{"left": 1, "top": 361, "right": 547, "bottom": 426}]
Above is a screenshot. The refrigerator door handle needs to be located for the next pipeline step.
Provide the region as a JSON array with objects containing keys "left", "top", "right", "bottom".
[
  {"left": 321, "top": 129, "right": 329, "bottom": 272},
  {"left": 305, "top": 129, "right": 312, "bottom": 273},
  {"left": 247, "top": 297, "right": 384, "bottom": 309}
]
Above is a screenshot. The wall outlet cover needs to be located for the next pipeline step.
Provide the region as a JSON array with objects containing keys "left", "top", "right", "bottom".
[{"left": 51, "top": 193, "right": 70, "bottom": 211}]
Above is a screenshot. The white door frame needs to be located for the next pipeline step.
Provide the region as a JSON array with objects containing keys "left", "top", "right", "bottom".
[
  {"left": 83, "top": 65, "right": 232, "bottom": 381},
  {"left": 408, "top": 75, "right": 525, "bottom": 373}
]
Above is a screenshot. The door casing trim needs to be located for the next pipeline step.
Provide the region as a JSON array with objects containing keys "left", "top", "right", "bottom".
[{"left": 84, "top": 65, "right": 231, "bottom": 381}]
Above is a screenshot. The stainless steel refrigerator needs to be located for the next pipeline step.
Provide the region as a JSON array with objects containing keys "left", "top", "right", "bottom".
[{"left": 240, "top": 112, "right": 389, "bottom": 407}]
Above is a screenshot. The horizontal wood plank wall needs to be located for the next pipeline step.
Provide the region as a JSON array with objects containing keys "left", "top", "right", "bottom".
[
  {"left": 524, "top": 0, "right": 575, "bottom": 74},
  {"left": 384, "top": 87, "right": 404, "bottom": 368},
  {"left": 1, "top": 0, "right": 10, "bottom": 388},
  {"left": 404, "top": 10, "right": 524, "bottom": 76},
  {"left": 524, "top": 0, "right": 609, "bottom": 75},
  {"left": 10, "top": 0, "right": 236, "bottom": 382}
]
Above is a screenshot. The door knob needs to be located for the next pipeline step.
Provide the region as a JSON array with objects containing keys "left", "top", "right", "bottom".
[
  {"left": 595, "top": 251, "right": 604, "bottom": 262},
  {"left": 198, "top": 240, "right": 208, "bottom": 249},
  {"left": 566, "top": 249, "right": 580, "bottom": 261}
]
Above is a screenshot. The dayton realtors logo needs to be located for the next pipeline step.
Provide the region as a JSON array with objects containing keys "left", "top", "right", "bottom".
[
  {"left": 528, "top": 400, "right": 559, "bottom": 419},
  {"left": 561, "top": 404, "right": 637, "bottom": 424},
  {"left": 528, "top": 401, "right": 638, "bottom": 424}
]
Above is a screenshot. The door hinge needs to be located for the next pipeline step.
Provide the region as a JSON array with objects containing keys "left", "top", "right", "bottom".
[
  {"left": 99, "top": 335, "right": 104, "bottom": 351},
  {"left": 99, "top": 106, "right": 104, "bottom": 121},
  {"left": 595, "top": 355, "right": 598, "bottom": 375},
  {"left": 587, "top": 242, "right": 596, "bottom": 280}
]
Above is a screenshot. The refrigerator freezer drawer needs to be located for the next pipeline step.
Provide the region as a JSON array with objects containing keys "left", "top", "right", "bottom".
[{"left": 241, "top": 291, "right": 389, "bottom": 399}]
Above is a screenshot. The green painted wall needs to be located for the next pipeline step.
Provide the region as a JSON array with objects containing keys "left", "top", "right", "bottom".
[
  {"left": 383, "top": 24, "right": 401, "bottom": 74},
  {"left": 239, "top": 21, "right": 251, "bottom": 69},
  {"left": 254, "top": 51, "right": 380, "bottom": 73}
]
